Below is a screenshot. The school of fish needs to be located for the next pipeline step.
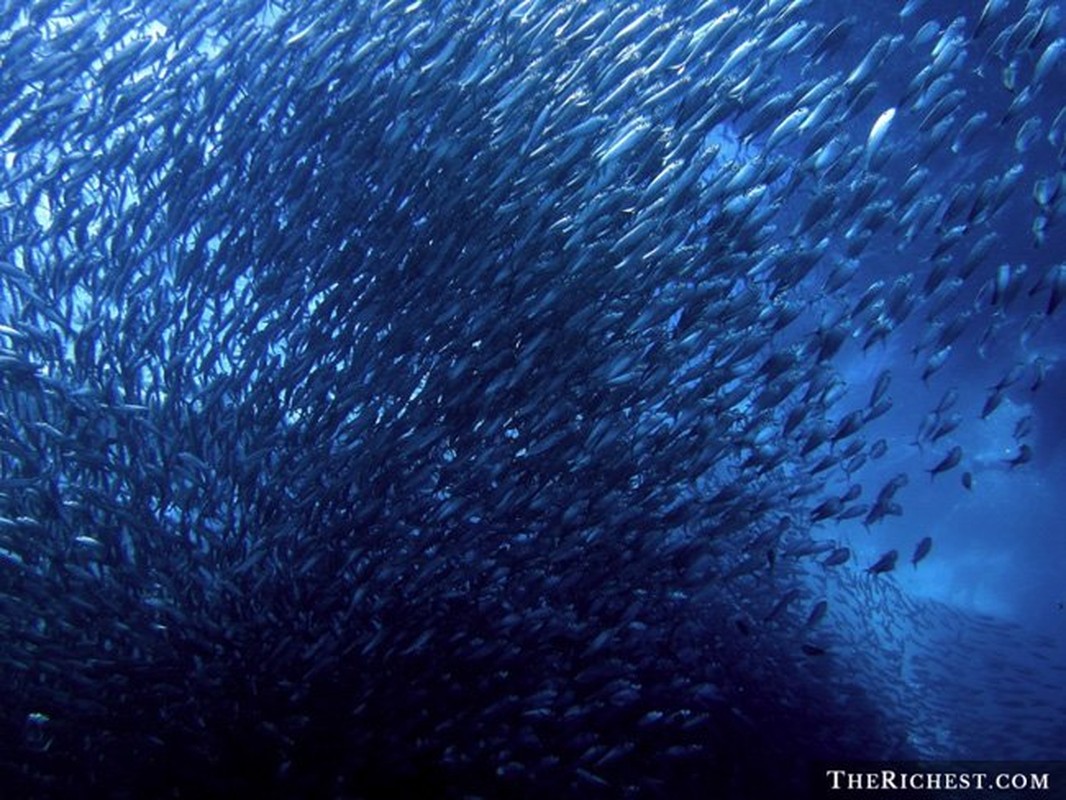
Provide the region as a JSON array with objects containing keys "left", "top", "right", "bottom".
[{"left": 1, "top": 0, "right": 1064, "bottom": 796}]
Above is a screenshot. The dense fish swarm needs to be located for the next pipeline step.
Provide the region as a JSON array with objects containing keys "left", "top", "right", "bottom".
[{"left": 1, "top": 0, "right": 1064, "bottom": 796}]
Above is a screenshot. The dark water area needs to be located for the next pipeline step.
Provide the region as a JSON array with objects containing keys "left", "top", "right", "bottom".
[{"left": 0, "top": 0, "right": 1064, "bottom": 797}]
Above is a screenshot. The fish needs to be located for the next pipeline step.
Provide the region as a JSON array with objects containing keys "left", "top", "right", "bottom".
[
  {"left": 1030, "top": 357, "right": 1047, "bottom": 392},
  {"left": 863, "top": 500, "right": 903, "bottom": 529},
  {"left": 830, "top": 409, "right": 866, "bottom": 443},
  {"left": 810, "top": 496, "right": 844, "bottom": 522},
  {"left": 1005, "top": 444, "right": 1033, "bottom": 469},
  {"left": 865, "top": 107, "right": 897, "bottom": 168},
  {"left": 840, "top": 483, "right": 863, "bottom": 503},
  {"left": 1033, "top": 37, "right": 1065, "bottom": 87},
  {"left": 981, "top": 388, "right": 1006, "bottom": 419},
  {"left": 952, "top": 111, "right": 989, "bottom": 153},
  {"left": 869, "top": 369, "right": 892, "bottom": 407},
  {"left": 974, "top": 0, "right": 1009, "bottom": 40},
  {"left": 913, "top": 21, "right": 941, "bottom": 48},
  {"left": 876, "top": 474, "right": 910, "bottom": 505},
  {"left": 921, "top": 346, "right": 952, "bottom": 384},
  {"left": 930, "top": 413, "right": 962, "bottom": 444},
  {"left": 927, "top": 446, "right": 963, "bottom": 480},
  {"left": 764, "top": 588, "right": 803, "bottom": 622},
  {"left": 822, "top": 547, "right": 851, "bottom": 567},
  {"left": 810, "top": 16, "right": 856, "bottom": 63},
  {"left": 911, "top": 536, "right": 933, "bottom": 568},
  {"left": 1013, "top": 415, "right": 1033, "bottom": 441},
  {"left": 805, "top": 599, "right": 829, "bottom": 627},
  {"left": 1015, "top": 116, "right": 1044, "bottom": 152},
  {"left": 867, "top": 550, "right": 899, "bottom": 575}
]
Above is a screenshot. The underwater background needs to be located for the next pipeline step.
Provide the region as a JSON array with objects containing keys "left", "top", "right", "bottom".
[{"left": 0, "top": 0, "right": 1064, "bottom": 797}]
